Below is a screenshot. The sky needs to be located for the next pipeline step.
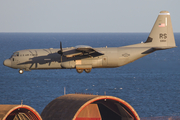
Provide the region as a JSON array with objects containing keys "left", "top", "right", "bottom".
[{"left": 0, "top": 0, "right": 179, "bottom": 33}]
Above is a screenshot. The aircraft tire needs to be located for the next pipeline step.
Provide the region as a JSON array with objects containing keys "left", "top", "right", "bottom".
[
  {"left": 84, "top": 69, "right": 91, "bottom": 73},
  {"left": 76, "top": 69, "right": 83, "bottom": 73},
  {"left": 19, "top": 69, "right": 24, "bottom": 74}
]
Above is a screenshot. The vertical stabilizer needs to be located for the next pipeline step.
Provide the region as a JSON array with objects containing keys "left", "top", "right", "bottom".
[{"left": 145, "top": 11, "right": 176, "bottom": 48}]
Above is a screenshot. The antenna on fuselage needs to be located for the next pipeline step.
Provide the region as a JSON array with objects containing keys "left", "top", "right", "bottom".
[{"left": 58, "top": 41, "right": 63, "bottom": 62}]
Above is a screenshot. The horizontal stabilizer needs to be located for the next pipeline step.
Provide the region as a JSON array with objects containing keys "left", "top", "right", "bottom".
[{"left": 141, "top": 48, "right": 156, "bottom": 54}]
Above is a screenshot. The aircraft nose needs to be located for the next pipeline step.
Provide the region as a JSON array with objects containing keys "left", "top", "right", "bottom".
[{"left": 3, "top": 59, "right": 11, "bottom": 67}]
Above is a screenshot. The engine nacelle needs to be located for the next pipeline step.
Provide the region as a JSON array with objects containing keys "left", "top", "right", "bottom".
[{"left": 61, "top": 61, "right": 76, "bottom": 68}]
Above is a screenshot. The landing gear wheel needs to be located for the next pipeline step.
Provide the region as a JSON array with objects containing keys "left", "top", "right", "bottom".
[
  {"left": 76, "top": 69, "right": 83, "bottom": 73},
  {"left": 84, "top": 69, "right": 91, "bottom": 73},
  {"left": 19, "top": 69, "right": 24, "bottom": 74}
]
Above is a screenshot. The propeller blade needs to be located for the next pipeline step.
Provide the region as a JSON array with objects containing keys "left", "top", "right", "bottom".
[
  {"left": 60, "top": 41, "right": 62, "bottom": 52},
  {"left": 58, "top": 41, "right": 63, "bottom": 63},
  {"left": 58, "top": 41, "right": 63, "bottom": 55},
  {"left": 61, "top": 55, "right": 62, "bottom": 62}
]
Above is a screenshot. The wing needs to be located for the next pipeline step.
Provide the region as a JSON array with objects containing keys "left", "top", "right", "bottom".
[
  {"left": 76, "top": 45, "right": 104, "bottom": 56},
  {"left": 63, "top": 45, "right": 104, "bottom": 58},
  {"left": 63, "top": 49, "right": 83, "bottom": 57}
]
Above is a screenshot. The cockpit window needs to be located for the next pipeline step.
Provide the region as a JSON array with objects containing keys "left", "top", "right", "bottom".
[{"left": 13, "top": 52, "right": 19, "bottom": 57}]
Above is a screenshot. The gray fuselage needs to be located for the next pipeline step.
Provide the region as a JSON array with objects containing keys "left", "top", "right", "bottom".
[
  {"left": 4, "top": 44, "right": 150, "bottom": 72},
  {"left": 3, "top": 11, "right": 177, "bottom": 74}
]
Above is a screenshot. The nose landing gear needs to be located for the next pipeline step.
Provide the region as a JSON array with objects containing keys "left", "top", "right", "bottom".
[{"left": 19, "top": 69, "right": 24, "bottom": 74}]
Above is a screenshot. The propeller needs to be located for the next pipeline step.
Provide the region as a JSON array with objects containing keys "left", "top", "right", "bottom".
[{"left": 58, "top": 42, "right": 63, "bottom": 62}]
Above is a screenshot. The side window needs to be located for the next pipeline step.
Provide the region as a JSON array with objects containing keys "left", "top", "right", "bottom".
[
  {"left": 13, "top": 52, "right": 19, "bottom": 57},
  {"left": 32, "top": 54, "right": 38, "bottom": 57}
]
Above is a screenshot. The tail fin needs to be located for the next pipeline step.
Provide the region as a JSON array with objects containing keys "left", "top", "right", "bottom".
[{"left": 145, "top": 11, "right": 176, "bottom": 49}]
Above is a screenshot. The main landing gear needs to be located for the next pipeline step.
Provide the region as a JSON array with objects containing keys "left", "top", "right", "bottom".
[{"left": 76, "top": 69, "right": 91, "bottom": 73}]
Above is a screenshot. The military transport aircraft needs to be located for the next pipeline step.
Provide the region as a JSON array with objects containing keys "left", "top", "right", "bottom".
[{"left": 3, "top": 11, "right": 176, "bottom": 74}]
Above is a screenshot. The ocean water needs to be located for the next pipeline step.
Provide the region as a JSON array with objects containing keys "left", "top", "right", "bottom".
[{"left": 0, "top": 33, "right": 180, "bottom": 118}]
